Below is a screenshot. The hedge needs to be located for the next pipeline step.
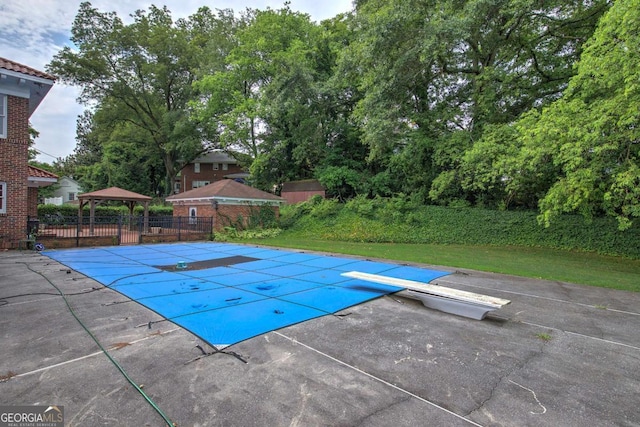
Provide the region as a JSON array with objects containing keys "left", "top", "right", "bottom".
[
  {"left": 280, "top": 197, "right": 640, "bottom": 259},
  {"left": 37, "top": 204, "right": 173, "bottom": 217}
]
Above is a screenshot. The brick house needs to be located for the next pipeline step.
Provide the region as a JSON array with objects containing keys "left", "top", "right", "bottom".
[
  {"left": 174, "top": 150, "right": 248, "bottom": 194},
  {"left": 0, "top": 58, "right": 56, "bottom": 249},
  {"left": 166, "top": 179, "right": 283, "bottom": 231}
]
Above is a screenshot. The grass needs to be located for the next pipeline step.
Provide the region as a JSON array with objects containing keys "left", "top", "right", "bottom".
[
  {"left": 240, "top": 235, "right": 640, "bottom": 292},
  {"left": 535, "top": 333, "right": 553, "bottom": 342}
]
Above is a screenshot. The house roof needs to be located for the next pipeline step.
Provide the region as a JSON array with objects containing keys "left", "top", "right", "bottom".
[
  {"left": 28, "top": 165, "right": 58, "bottom": 179},
  {"left": 0, "top": 57, "right": 56, "bottom": 81},
  {"left": 0, "top": 57, "right": 55, "bottom": 115},
  {"left": 166, "top": 179, "right": 283, "bottom": 203},
  {"left": 281, "top": 179, "right": 325, "bottom": 192},
  {"left": 78, "top": 187, "right": 152, "bottom": 202},
  {"left": 27, "top": 165, "right": 58, "bottom": 188},
  {"left": 192, "top": 150, "right": 238, "bottom": 164}
]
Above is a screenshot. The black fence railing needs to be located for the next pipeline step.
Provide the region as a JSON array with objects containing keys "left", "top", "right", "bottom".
[{"left": 31, "top": 215, "right": 214, "bottom": 246}]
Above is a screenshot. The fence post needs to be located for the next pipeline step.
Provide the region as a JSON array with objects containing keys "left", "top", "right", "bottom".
[
  {"left": 76, "top": 216, "right": 80, "bottom": 247},
  {"left": 178, "top": 216, "right": 182, "bottom": 241},
  {"left": 138, "top": 215, "right": 142, "bottom": 244}
]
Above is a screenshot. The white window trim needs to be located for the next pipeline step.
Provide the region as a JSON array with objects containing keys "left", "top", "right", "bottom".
[
  {"left": 0, "top": 95, "right": 7, "bottom": 139},
  {"left": 192, "top": 180, "right": 210, "bottom": 189},
  {"left": 189, "top": 207, "right": 197, "bottom": 224},
  {"left": 194, "top": 162, "right": 200, "bottom": 173},
  {"left": 0, "top": 181, "right": 6, "bottom": 214},
  {"left": 222, "top": 163, "right": 228, "bottom": 171},
  {"left": 212, "top": 163, "right": 219, "bottom": 170}
]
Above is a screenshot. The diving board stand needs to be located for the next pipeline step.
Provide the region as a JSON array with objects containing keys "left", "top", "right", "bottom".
[{"left": 341, "top": 271, "right": 511, "bottom": 320}]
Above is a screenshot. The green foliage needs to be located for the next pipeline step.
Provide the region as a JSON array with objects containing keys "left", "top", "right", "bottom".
[
  {"left": 452, "top": 0, "right": 639, "bottom": 229},
  {"left": 316, "top": 166, "right": 363, "bottom": 200},
  {"left": 47, "top": 3, "right": 228, "bottom": 195},
  {"left": 48, "top": 0, "right": 638, "bottom": 236},
  {"left": 213, "top": 227, "right": 282, "bottom": 241},
  {"left": 280, "top": 198, "right": 640, "bottom": 258},
  {"left": 37, "top": 204, "right": 172, "bottom": 217},
  {"left": 247, "top": 204, "right": 279, "bottom": 229}
]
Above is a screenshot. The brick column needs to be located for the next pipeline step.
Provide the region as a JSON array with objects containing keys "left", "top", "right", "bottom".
[{"left": 0, "top": 96, "right": 30, "bottom": 249}]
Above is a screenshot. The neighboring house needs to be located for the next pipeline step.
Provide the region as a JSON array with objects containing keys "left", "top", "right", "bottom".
[
  {"left": 175, "top": 150, "right": 248, "bottom": 194},
  {"left": 280, "top": 179, "right": 326, "bottom": 204},
  {"left": 166, "top": 179, "right": 283, "bottom": 231},
  {"left": 0, "top": 57, "right": 56, "bottom": 249},
  {"left": 53, "top": 176, "right": 83, "bottom": 204}
]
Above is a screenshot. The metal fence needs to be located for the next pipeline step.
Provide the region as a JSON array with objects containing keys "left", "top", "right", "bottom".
[{"left": 31, "top": 215, "right": 214, "bottom": 247}]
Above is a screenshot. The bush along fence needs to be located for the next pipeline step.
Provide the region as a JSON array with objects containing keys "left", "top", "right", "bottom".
[{"left": 30, "top": 215, "right": 214, "bottom": 248}]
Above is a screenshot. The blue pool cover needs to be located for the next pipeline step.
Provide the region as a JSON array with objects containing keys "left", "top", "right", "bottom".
[{"left": 43, "top": 243, "right": 450, "bottom": 347}]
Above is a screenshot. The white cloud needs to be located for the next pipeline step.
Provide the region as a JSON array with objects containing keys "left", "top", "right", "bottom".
[{"left": 1, "top": 0, "right": 353, "bottom": 163}]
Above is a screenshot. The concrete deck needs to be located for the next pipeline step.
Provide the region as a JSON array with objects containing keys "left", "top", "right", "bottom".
[{"left": 1, "top": 247, "right": 639, "bottom": 426}]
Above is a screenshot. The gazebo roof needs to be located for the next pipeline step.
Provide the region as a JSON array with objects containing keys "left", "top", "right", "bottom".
[{"left": 79, "top": 187, "right": 152, "bottom": 202}]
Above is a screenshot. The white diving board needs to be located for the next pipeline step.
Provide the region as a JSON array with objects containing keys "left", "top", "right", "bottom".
[{"left": 341, "top": 271, "right": 511, "bottom": 320}]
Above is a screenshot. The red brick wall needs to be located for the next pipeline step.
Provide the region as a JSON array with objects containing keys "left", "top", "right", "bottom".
[
  {"left": 281, "top": 190, "right": 326, "bottom": 204},
  {"left": 0, "top": 96, "right": 30, "bottom": 249},
  {"left": 177, "top": 163, "right": 245, "bottom": 193},
  {"left": 28, "top": 187, "right": 38, "bottom": 217},
  {"left": 173, "top": 202, "right": 280, "bottom": 231}
]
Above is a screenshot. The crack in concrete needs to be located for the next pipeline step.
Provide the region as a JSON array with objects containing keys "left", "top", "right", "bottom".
[{"left": 464, "top": 337, "right": 550, "bottom": 418}]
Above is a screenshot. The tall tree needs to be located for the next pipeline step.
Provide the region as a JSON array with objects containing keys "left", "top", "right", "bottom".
[
  {"left": 514, "top": 0, "right": 639, "bottom": 229},
  {"left": 347, "top": 0, "right": 609, "bottom": 203},
  {"left": 47, "top": 3, "right": 233, "bottom": 195},
  {"left": 195, "top": 7, "right": 352, "bottom": 191}
]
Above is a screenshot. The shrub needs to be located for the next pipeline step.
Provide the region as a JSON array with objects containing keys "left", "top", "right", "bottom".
[
  {"left": 282, "top": 198, "right": 640, "bottom": 258},
  {"left": 37, "top": 203, "right": 173, "bottom": 217}
]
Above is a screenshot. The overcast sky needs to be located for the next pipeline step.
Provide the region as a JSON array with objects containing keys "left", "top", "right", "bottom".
[{"left": 0, "top": 0, "right": 353, "bottom": 163}]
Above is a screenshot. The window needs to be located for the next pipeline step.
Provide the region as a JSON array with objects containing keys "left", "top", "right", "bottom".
[
  {"left": 194, "top": 163, "right": 200, "bottom": 173},
  {"left": 189, "top": 207, "right": 197, "bottom": 224},
  {"left": 0, "top": 182, "right": 6, "bottom": 214},
  {"left": 212, "top": 163, "right": 219, "bottom": 170},
  {"left": 68, "top": 192, "right": 75, "bottom": 201},
  {"left": 174, "top": 182, "right": 181, "bottom": 193},
  {"left": 0, "top": 95, "right": 7, "bottom": 139},
  {"left": 192, "top": 180, "right": 210, "bottom": 189},
  {"left": 222, "top": 163, "right": 228, "bottom": 171}
]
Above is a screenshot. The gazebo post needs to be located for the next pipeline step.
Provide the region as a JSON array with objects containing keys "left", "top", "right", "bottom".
[
  {"left": 89, "top": 199, "right": 96, "bottom": 236},
  {"left": 127, "top": 201, "right": 135, "bottom": 231},
  {"left": 78, "top": 201, "right": 84, "bottom": 234},
  {"left": 143, "top": 201, "right": 149, "bottom": 234}
]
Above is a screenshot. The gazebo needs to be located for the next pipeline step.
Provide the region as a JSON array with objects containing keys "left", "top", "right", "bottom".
[{"left": 78, "top": 187, "right": 152, "bottom": 235}]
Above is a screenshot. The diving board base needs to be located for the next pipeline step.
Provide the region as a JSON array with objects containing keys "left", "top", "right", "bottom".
[
  {"left": 398, "top": 290, "right": 498, "bottom": 320},
  {"left": 342, "top": 271, "right": 510, "bottom": 320}
]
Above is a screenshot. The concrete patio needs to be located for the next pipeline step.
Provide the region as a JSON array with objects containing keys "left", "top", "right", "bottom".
[{"left": 1, "top": 246, "right": 639, "bottom": 426}]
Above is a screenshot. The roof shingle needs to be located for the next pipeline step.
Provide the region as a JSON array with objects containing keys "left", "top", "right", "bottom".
[
  {"left": 166, "top": 179, "right": 282, "bottom": 202},
  {"left": 79, "top": 187, "right": 152, "bottom": 201},
  {"left": 0, "top": 57, "right": 56, "bottom": 81},
  {"left": 28, "top": 165, "right": 58, "bottom": 179}
]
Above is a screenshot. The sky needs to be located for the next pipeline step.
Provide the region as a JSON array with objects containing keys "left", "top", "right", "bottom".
[{"left": 0, "top": 0, "right": 353, "bottom": 163}]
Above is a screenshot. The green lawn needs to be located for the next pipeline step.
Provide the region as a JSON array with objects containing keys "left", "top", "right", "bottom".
[{"left": 242, "top": 236, "right": 640, "bottom": 292}]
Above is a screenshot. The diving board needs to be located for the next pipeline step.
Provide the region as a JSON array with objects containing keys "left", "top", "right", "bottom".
[{"left": 341, "top": 271, "right": 511, "bottom": 320}]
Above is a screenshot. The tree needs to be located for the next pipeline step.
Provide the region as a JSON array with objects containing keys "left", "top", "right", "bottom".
[
  {"left": 47, "top": 3, "right": 232, "bottom": 195},
  {"left": 195, "top": 7, "right": 362, "bottom": 191},
  {"left": 346, "top": 0, "right": 609, "bottom": 204},
  {"left": 514, "top": 0, "right": 640, "bottom": 229}
]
